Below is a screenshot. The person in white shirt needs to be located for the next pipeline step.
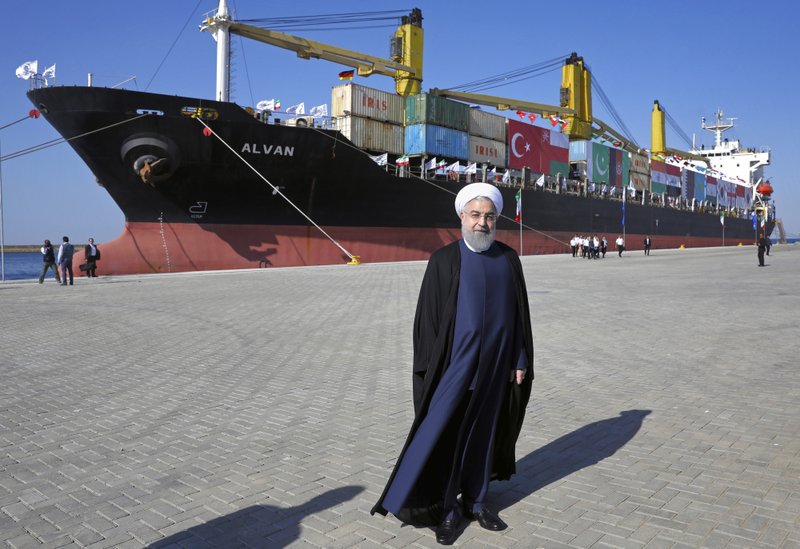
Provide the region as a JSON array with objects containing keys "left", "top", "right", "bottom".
[
  {"left": 615, "top": 236, "right": 625, "bottom": 257},
  {"left": 57, "top": 236, "right": 75, "bottom": 285}
]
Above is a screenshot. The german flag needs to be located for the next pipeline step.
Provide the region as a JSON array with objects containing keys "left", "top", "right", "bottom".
[{"left": 338, "top": 70, "right": 355, "bottom": 81}]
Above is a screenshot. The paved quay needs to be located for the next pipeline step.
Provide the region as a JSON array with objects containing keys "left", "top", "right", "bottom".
[{"left": 1, "top": 244, "right": 799, "bottom": 549}]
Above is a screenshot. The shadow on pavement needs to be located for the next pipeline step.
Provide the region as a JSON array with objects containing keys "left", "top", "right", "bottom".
[
  {"left": 499, "top": 409, "right": 652, "bottom": 510},
  {"left": 148, "top": 485, "right": 364, "bottom": 548}
]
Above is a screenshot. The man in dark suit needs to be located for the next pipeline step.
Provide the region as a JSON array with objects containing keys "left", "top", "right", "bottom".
[
  {"left": 757, "top": 236, "right": 768, "bottom": 266},
  {"left": 83, "top": 237, "right": 101, "bottom": 277},
  {"left": 644, "top": 236, "right": 652, "bottom": 256}
]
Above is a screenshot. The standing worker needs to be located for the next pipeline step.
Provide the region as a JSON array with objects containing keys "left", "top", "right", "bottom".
[
  {"left": 38, "top": 239, "right": 61, "bottom": 284},
  {"left": 372, "top": 183, "right": 534, "bottom": 546},
  {"left": 757, "top": 235, "right": 768, "bottom": 266},
  {"left": 57, "top": 236, "right": 75, "bottom": 286}
]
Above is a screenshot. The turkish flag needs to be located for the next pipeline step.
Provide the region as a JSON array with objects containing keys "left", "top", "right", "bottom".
[{"left": 507, "top": 119, "right": 568, "bottom": 174}]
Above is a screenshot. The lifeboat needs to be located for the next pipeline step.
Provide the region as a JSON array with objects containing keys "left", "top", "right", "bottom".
[{"left": 756, "top": 182, "right": 773, "bottom": 196}]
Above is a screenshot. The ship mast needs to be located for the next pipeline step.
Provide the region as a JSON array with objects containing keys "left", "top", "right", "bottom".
[
  {"left": 201, "top": 0, "right": 232, "bottom": 102},
  {"left": 701, "top": 109, "right": 736, "bottom": 148}
]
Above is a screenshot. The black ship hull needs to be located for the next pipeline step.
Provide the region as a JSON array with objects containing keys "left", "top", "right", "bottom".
[{"left": 28, "top": 86, "right": 770, "bottom": 274}]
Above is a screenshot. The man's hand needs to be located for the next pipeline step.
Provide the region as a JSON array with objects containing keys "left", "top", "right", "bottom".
[{"left": 510, "top": 370, "right": 525, "bottom": 385}]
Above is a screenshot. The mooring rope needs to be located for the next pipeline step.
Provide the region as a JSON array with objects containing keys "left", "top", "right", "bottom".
[
  {"left": 194, "top": 117, "right": 358, "bottom": 262},
  {"left": 0, "top": 114, "right": 151, "bottom": 162}
]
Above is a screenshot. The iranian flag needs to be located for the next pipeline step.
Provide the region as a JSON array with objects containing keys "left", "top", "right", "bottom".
[{"left": 514, "top": 189, "right": 522, "bottom": 223}]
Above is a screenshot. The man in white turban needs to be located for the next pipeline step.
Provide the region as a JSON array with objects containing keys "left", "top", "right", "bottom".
[{"left": 373, "top": 183, "right": 534, "bottom": 545}]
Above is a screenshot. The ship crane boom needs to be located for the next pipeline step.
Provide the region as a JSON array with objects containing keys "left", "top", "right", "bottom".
[
  {"left": 227, "top": 25, "right": 416, "bottom": 78},
  {"left": 428, "top": 88, "right": 573, "bottom": 118},
  {"left": 201, "top": 1, "right": 424, "bottom": 99}
]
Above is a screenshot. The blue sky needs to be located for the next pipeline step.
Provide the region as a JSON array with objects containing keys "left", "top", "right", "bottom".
[{"left": 2, "top": 0, "right": 797, "bottom": 245}]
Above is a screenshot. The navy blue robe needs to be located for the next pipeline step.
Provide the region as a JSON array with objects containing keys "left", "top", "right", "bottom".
[{"left": 379, "top": 240, "right": 527, "bottom": 518}]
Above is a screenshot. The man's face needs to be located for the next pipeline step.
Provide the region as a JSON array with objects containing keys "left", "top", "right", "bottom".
[{"left": 460, "top": 197, "right": 497, "bottom": 252}]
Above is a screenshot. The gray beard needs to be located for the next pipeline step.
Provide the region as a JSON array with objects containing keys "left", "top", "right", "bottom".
[{"left": 462, "top": 225, "right": 496, "bottom": 252}]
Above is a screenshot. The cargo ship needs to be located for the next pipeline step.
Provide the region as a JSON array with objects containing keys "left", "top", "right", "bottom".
[{"left": 25, "top": 3, "right": 774, "bottom": 275}]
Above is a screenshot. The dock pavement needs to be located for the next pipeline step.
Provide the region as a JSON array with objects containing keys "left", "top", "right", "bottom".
[{"left": 1, "top": 244, "right": 799, "bottom": 548}]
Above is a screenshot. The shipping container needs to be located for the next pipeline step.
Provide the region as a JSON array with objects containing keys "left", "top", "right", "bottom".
[
  {"left": 404, "top": 124, "right": 469, "bottom": 160},
  {"left": 405, "top": 94, "right": 470, "bottom": 132},
  {"left": 468, "top": 135, "right": 506, "bottom": 168},
  {"left": 331, "top": 83, "right": 404, "bottom": 125},
  {"left": 468, "top": 109, "right": 506, "bottom": 141},
  {"left": 630, "top": 171, "right": 650, "bottom": 191},
  {"left": 569, "top": 140, "right": 589, "bottom": 161},
  {"left": 629, "top": 152, "right": 649, "bottom": 174},
  {"left": 335, "top": 115, "right": 404, "bottom": 155}
]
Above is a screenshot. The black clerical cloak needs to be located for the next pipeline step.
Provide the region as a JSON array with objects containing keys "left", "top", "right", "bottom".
[{"left": 371, "top": 239, "right": 534, "bottom": 518}]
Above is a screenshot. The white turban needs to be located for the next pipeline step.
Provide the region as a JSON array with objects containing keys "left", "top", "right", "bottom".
[{"left": 454, "top": 183, "right": 503, "bottom": 218}]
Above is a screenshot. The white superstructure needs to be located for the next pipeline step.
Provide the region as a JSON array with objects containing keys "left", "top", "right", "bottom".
[{"left": 692, "top": 110, "right": 770, "bottom": 186}]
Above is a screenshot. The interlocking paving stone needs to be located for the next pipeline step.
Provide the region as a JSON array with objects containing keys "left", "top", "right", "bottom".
[{"left": 1, "top": 245, "right": 798, "bottom": 547}]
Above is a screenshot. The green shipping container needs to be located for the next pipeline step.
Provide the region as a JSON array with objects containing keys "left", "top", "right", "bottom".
[{"left": 404, "top": 93, "right": 470, "bottom": 132}]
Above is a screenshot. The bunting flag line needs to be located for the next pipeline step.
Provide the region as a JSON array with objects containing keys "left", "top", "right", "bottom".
[
  {"left": 370, "top": 152, "right": 388, "bottom": 166},
  {"left": 488, "top": 167, "right": 497, "bottom": 180},
  {"left": 514, "top": 110, "right": 538, "bottom": 123},
  {"left": 464, "top": 162, "right": 477, "bottom": 174},
  {"left": 502, "top": 169, "right": 510, "bottom": 183},
  {"left": 423, "top": 157, "right": 437, "bottom": 170},
  {"left": 535, "top": 174, "right": 545, "bottom": 187},
  {"left": 338, "top": 70, "right": 355, "bottom": 80},
  {"left": 395, "top": 155, "right": 410, "bottom": 166}
]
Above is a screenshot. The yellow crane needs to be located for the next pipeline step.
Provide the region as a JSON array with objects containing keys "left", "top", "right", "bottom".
[
  {"left": 431, "top": 53, "right": 642, "bottom": 156},
  {"left": 200, "top": 0, "right": 423, "bottom": 99},
  {"left": 651, "top": 100, "right": 708, "bottom": 164}
]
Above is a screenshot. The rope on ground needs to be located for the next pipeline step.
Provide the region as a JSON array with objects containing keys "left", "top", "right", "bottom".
[{"left": 194, "top": 117, "right": 358, "bottom": 263}]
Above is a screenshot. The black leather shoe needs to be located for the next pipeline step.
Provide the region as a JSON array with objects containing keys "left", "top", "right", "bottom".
[
  {"left": 464, "top": 506, "right": 507, "bottom": 531},
  {"left": 435, "top": 513, "right": 461, "bottom": 545}
]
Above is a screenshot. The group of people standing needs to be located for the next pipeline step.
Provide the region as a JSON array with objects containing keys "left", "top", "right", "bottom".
[
  {"left": 39, "top": 236, "right": 101, "bottom": 285},
  {"left": 570, "top": 235, "right": 609, "bottom": 259},
  {"left": 570, "top": 235, "right": 655, "bottom": 259}
]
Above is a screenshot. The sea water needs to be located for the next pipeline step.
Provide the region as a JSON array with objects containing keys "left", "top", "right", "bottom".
[{"left": 0, "top": 252, "right": 50, "bottom": 281}]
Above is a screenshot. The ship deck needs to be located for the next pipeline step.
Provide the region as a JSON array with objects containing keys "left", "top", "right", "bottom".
[{"left": 1, "top": 245, "right": 799, "bottom": 548}]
